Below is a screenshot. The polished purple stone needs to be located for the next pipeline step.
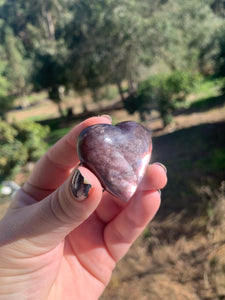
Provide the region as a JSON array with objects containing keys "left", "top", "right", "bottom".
[{"left": 77, "top": 121, "right": 152, "bottom": 201}]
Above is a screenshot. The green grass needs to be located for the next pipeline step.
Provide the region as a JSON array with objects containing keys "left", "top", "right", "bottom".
[
  {"left": 192, "top": 76, "right": 223, "bottom": 99},
  {"left": 26, "top": 114, "right": 56, "bottom": 122},
  {"left": 176, "top": 76, "right": 225, "bottom": 112},
  {"left": 188, "top": 94, "right": 225, "bottom": 111},
  {"left": 153, "top": 122, "right": 225, "bottom": 214},
  {"left": 47, "top": 126, "right": 73, "bottom": 147},
  {"left": 26, "top": 91, "right": 48, "bottom": 103},
  {"left": 14, "top": 91, "right": 48, "bottom": 107},
  {"left": 197, "top": 148, "right": 225, "bottom": 173}
]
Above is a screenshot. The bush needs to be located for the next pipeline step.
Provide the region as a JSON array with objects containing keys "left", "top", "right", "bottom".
[
  {"left": 0, "top": 119, "right": 49, "bottom": 180},
  {"left": 12, "top": 120, "right": 50, "bottom": 161},
  {"left": 0, "top": 73, "right": 15, "bottom": 119},
  {"left": 166, "top": 70, "right": 202, "bottom": 96},
  {"left": 0, "top": 141, "right": 27, "bottom": 179},
  {"left": 124, "top": 70, "right": 202, "bottom": 126}
]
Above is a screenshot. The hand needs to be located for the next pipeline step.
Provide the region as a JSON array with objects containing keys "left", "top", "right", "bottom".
[{"left": 0, "top": 116, "right": 167, "bottom": 300}]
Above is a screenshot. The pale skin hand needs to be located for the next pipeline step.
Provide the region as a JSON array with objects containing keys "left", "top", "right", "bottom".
[{"left": 0, "top": 116, "right": 167, "bottom": 300}]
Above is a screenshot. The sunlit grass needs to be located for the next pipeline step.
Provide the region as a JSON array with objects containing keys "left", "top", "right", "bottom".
[
  {"left": 14, "top": 91, "right": 48, "bottom": 107},
  {"left": 187, "top": 77, "right": 224, "bottom": 105}
]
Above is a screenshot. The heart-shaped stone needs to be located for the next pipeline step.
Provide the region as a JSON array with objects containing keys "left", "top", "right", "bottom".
[{"left": 77, "top": 121, "right": 152, "bottom": 201}]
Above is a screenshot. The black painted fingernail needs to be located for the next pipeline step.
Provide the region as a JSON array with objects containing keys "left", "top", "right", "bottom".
[
  {"left": 155, "top": 162, "right": 167, "bottom": 174},
  {"left": 71, "top": 169, "right": 92, "bottom": 201}
]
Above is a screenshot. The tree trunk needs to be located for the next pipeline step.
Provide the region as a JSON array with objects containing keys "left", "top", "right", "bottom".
[
  {"left": 46, "top": 12, "right": 55, "bottom": 41},
  {"left": 40, "top": 5, "right": 55, "bottom": 41},
  {"left": 128, "top": 75, "right": 137, "bottom": 94},
  {"left": 81, "top": 99, "right": 88, "bottom": 113},
  {"left": 117, "top": 82, "right": 125, "bottom": 102},
  {"left": 57, "top": 101, "right": 64, "bottom": 117}
]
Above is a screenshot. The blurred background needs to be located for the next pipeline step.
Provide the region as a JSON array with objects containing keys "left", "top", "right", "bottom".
[{"left": 0, "top": 0, "right": 225, "bottom": 298}]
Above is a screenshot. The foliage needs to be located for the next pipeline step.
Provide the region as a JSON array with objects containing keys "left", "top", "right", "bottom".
[
  {"left": 145, "top": 0, "right": 223, "bottom": 73},
  {"left": 12, "top": 120, "right": 50, "bottom": 161},
  {"left": 214, "top": 23, "right": 225, "bottom": 94},
  {"left": 0, "top": 120, "right": 26, "bottom": 179},
  {"left": 0, "top": 74, "right": 12, "bottom": 119},
  {"left": 217, "top": 26, "right": 225, "bottom": 73},
  {"left": 0, "top": 21, "right": 31, "bottom": 118},
  {"left": 0, "top": 0, "right": 70, "bottom": 116},
  {"left": 65, "top": 0, "right": 145, "bottom": 94},
  {"left": 124, "top": 71, "right": 202, "bottom": 126},
  {"left": 210, "top": 0, "right": 225, "bottom": 18},
  {"left": 0, "top": 0, "right": 224, "bottom": 119},
  {"left": 3, "top": 26, "right": 30, "bottom": 95},
  {"left": 0, "top": 119, "right": 49, "bottom": 180},
  {"left": 0, "top": 44, "right": 13, "bottom": 118},
  {"left": 48, "top": 125, "right": 72, "bottom": 147},
  {"left": 31, "top": 48, "right": 69, "bottom": 116}
]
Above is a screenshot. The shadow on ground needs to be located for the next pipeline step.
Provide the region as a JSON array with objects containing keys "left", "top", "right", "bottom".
[
  {"left": 152, "top": 121, "right": 225, "bottom": 215},
  {"left": 175, "top": 94, "right": 225, "bottom": 116},
  {"left": 102, "top": 121, "right": 225, "bottom": 300}
]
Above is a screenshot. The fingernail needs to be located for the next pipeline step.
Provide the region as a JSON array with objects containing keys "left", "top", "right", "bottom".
[
  {"left": 99, "top": 114, "right": 112, "bottom": 122},
  {"left": 155, "top": 162, "right": 167, "bottom": 174},
  {"left": 158, "top": 189, "right": 161, "bottom": 196},
  {"left": 71, "top": 169, "right": 92, "bottom": 201}
]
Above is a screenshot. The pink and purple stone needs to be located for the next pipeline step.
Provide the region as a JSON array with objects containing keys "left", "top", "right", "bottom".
[{"left": 77, "top": 121, "right": 152, "bottom": 201}]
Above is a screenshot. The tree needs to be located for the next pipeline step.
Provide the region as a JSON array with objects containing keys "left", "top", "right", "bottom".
[
  {"left": 0, "top": 66, "right": 12, "bottom": 119},
  {"left": 210, "top": 0, "right": 225, "bottom": 18},
  {"left": 3, "top": 26, "right": 30, "bottom": 96},
  {"left": 0, "top": 28, "right": 14, "bottom": 118},
  {"left": 215, "top": 24, "right": 225, "bottom": 94},
  {"left": 0, "top": 23, "right": 31, "bottom": 119},
  {"left": 0, "top": 0, "right": 224, "bottom": 120},
  {"left": 143, "top": 0, "right": 223, "bottom": 73},
  {"left": 32, "top": 48, "right": 69, "bottom": 116},
  {"left": 124, "top": 71, "right": 201, "bottom": 126},
  {"left": 65, "top": 0, "right": 147, "bottom": 101},
  {"left": 0, "top": 0, "right": 72, "bottom": 116}
]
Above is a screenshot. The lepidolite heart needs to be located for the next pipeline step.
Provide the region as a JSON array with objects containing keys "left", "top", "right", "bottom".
[{"left": 77, "top": 121, "right": 152, "bottom": 201}]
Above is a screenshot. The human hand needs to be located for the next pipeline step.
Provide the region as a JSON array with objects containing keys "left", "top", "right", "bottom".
[{"left": 0, "top": 116, "right": 167, "bottom": 300}]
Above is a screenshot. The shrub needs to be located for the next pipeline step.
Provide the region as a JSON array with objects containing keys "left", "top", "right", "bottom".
[
  {"left": 124, "top": 70, "right": 202, "bottom": 126},
  {"left": 0, "top": 141, "right": 27, "bottom": 179},
  {"left": 12, "top": 120, "right": 50, "bottom": 161},
  {"left": 0, "top": 119, "right": 49, "bottom": 180}
]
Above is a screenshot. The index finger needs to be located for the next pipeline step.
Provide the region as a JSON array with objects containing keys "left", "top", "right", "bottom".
[{"left": 23, "top": 116, "right": 111, "bottom": 200}]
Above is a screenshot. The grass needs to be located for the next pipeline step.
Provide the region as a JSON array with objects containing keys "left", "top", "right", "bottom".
[
  {"left": 152, "top": 122, "right": 225, "bottom": 213},
  {"left": 197, "top": 148, "right": 225, "bottom": 173},
  {"left": 47, "top": 126, "right": 73, "bottom": 147},
  {"left": 180, "top": 76, "right": 224, "bottom": 109},
  {"left": 191, "top": 76, "right": 223, "bottom": 100},
  {"left": 188, "top": 94, "right": 225, "bottom": 111},
  {"left": 26, "top": 113, "right": 57, "bottom": 122},
  {"left": 14, "top": 91, "right": 48, "bottom": 107},
  {"left": 93, "top": 84, "right": 119, "bottom": 102},
  {"left": 102, "top": 185, "right": 225, "bottom": 300}
]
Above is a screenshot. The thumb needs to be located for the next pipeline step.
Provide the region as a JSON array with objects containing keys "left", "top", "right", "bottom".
[
  {"left": 33, "top": 166, "right": 102, "bottom": 248},
  {"left": 2, "top": 167, "right": 102, "bottom": 249}
]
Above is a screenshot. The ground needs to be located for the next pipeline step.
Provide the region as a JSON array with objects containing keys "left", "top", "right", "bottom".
[{"left": 1, "top": 84, "right": 225, "bottom": 299}]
